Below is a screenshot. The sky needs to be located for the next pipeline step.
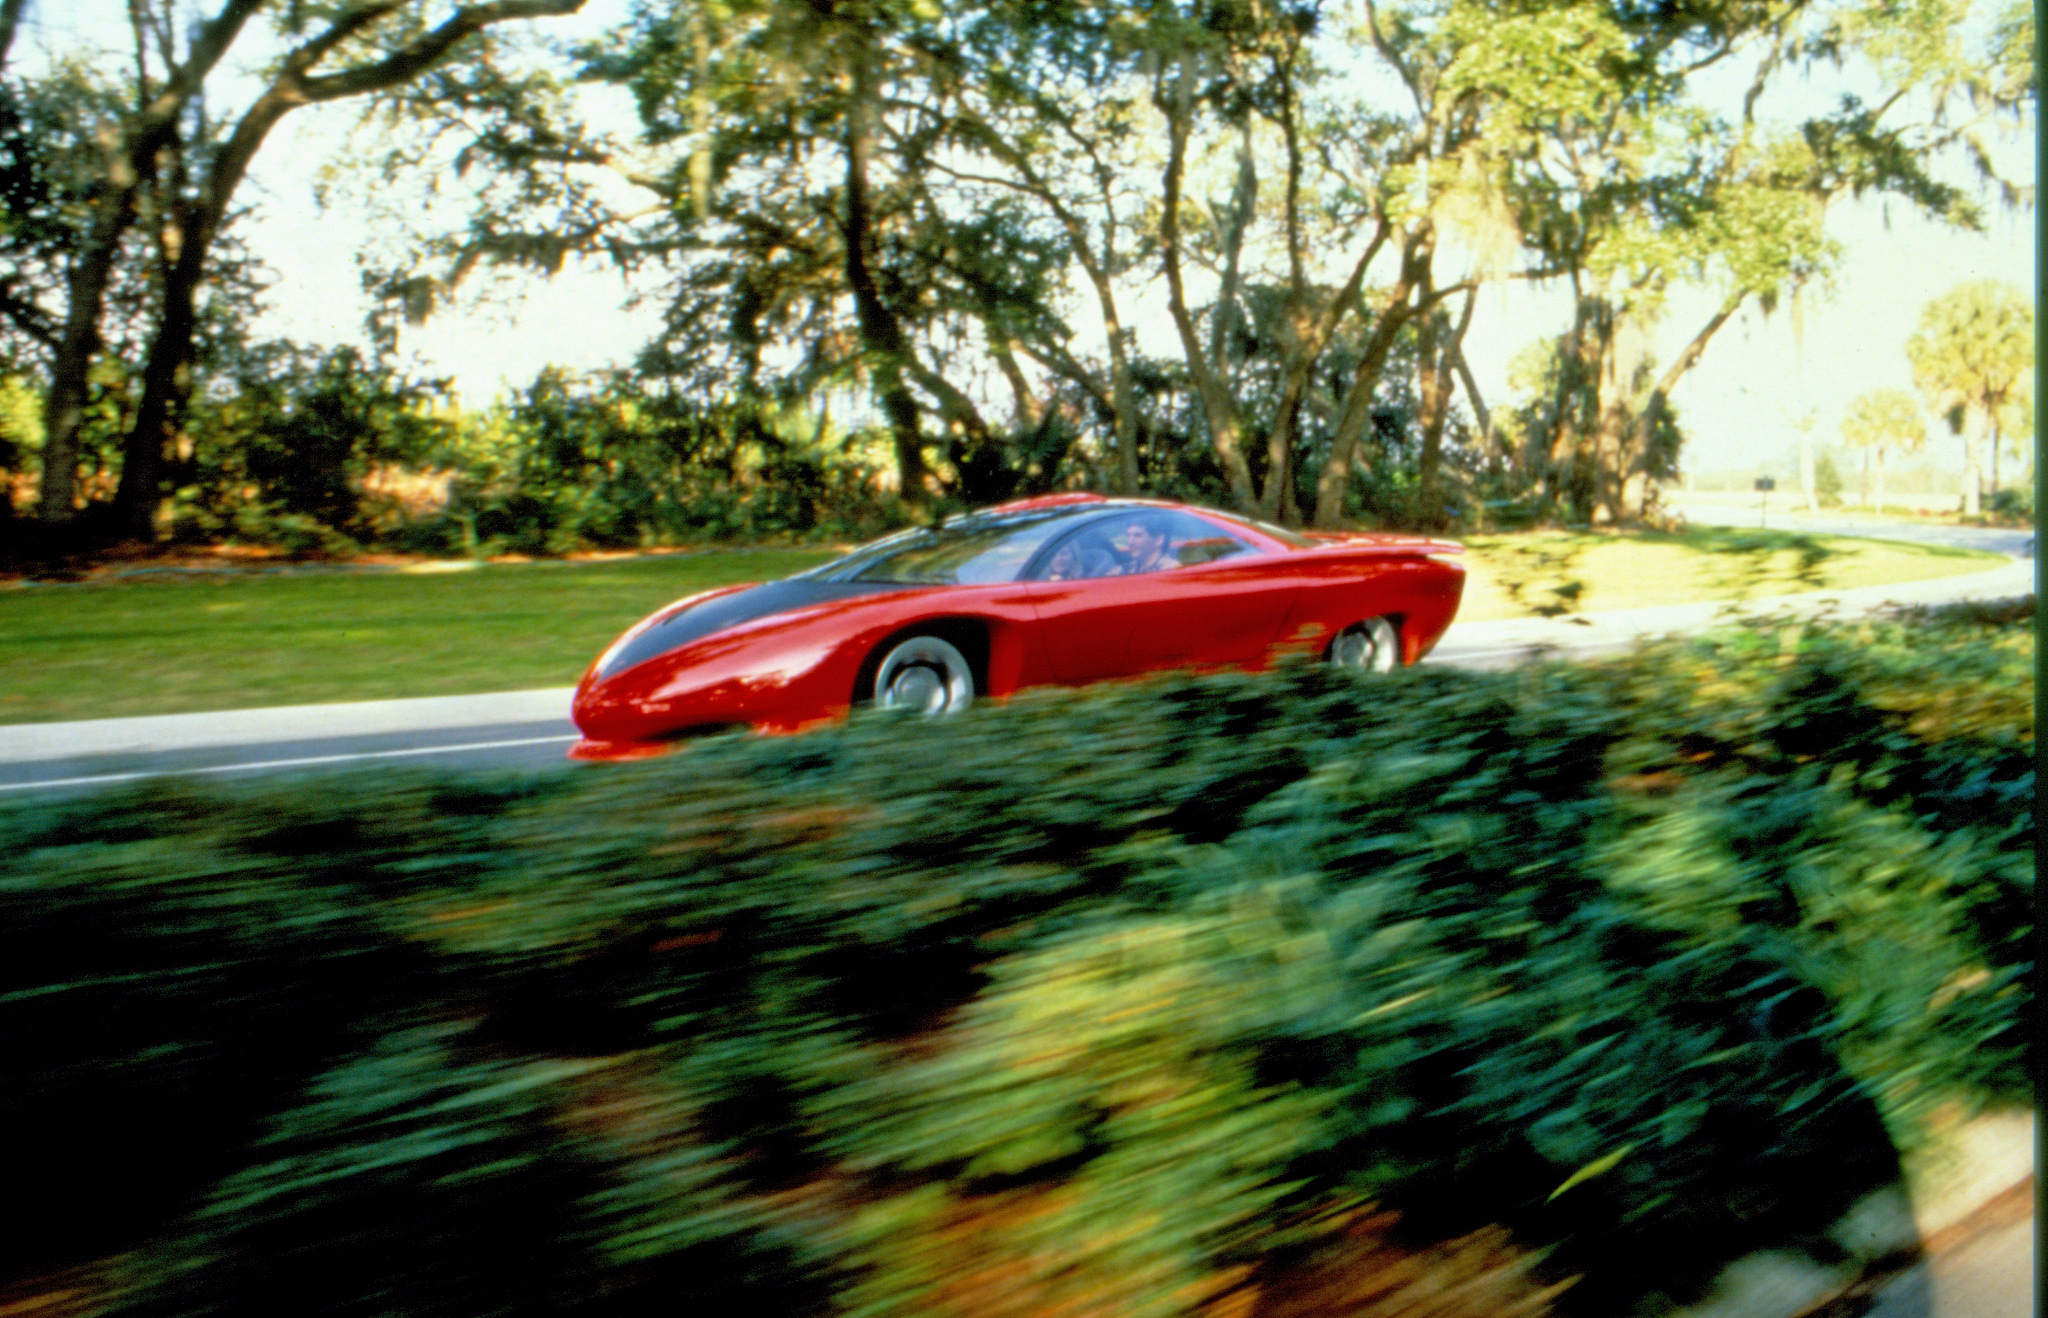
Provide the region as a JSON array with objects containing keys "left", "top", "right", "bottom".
[{"left": 24, "top": 0, "right": 2039, "bottom": 482}]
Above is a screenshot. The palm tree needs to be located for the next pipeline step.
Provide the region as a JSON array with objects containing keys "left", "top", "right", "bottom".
[
  {"left": 1906, "top": 281, "right": 2033, "bottom": 516},
  {"left": 1838, "top": 388, "right": 1927, "bottom": 515}
]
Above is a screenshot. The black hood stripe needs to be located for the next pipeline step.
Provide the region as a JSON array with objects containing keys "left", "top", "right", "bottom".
[{"left": 597, "top": 580, "right": 921, "bottom": 679}]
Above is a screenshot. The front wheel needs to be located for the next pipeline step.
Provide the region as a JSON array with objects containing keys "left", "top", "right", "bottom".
[
  {"left": 1327, "top": 617, "right": 1400, "bottom": 673},
  {"left": 872, "top": 635, "right": 976, "bottom": 714}
]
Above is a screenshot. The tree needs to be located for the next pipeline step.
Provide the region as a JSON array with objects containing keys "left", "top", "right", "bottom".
[
  {"left": 1464, "top": 0, "right": 2032, "bottom": 526},
  {"left": 1906, "top": 280, "right": 2032, "bottom": 516},
  {"left": 21, "top": 0, "right": 591, "bottom": 542},
  {"left": 1838, "top": 386, "right": 1926, "bottom": 513},
  {"left": 454, "top": 0, "right": 2030, "bottom": 531},
  {"left": 1788, "top": 408, "right": 1819, "bottom": 513}
]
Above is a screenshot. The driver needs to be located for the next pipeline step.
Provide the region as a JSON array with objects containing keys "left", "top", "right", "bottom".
[{"left": 1119, "top": 515, "right": 1176, "bottom": 574}]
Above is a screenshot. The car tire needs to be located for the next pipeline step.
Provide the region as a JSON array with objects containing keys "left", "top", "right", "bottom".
[
  {"left": 1327, "top": 617, "right": 1399, "bottom": 673},
  {"left": 872, "top": 634, "right": 976, "bottom": 714}
]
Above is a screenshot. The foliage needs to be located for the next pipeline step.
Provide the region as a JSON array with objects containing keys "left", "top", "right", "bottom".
[
  {"left": 2, "top": 0, "right": 2033, "bottom": 545},
  {"left": 1813, "top": 452, "right": 1845, "bottom": 505},
  {"left": 419, "top": 371, "right": 912, "bottom": 555},
  {"left": 1840, "top": 388, "right": 1930, "bottom": 456},
  {"left": 5, "top": 0, "right": 595, "bottom": 540},
  {"left": 0, "top": 607, "right": 2028, "bottom": 1316},
  {"left": 56, "top": 350, "right": 916, "bottom": 559},
  {"left": 1907, "top": 280, "right": 2034, "bottom": 515}
]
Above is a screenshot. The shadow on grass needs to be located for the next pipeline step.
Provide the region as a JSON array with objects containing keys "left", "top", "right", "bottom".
[
  {"left": 1629, "top": 525, "right": 1849, "bottom": 596},
  {"left": 1490, "top": 538, "right": 1590, "bottom": 617},
  {"left": 1482, "top": 526, "right": 1866, "bottom": 620}
]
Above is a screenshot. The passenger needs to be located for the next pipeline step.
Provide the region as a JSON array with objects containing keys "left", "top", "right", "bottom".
[
  {"left": 1045, "top": 542, "right": 1083, "bottom": 581},
  {"left": 1119, "top": 516, "right": 1176, "bottom": 573}
]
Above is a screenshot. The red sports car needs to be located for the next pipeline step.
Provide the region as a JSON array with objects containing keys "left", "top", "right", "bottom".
[{"left": 570, "top": 494, "right": 1465, "bottom": 760}]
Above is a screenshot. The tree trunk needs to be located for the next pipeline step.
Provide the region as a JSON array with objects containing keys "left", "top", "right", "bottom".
[
  {"left": 1158, "top": 56, "right": 1254, "bottom": 511},
  {"left": 990, "top": 337, "right": 1042, "bottom": 430},
  {"left": 116, "top": 168, "right": 213, "bottom": 540},
  {"left": 1310, "top": 223, "right": 1433, "bottom": 528},
  {"left": 1101, "top": 287, "right": 1140, "bottom": 497},
  {"left": 35, "top": 0, "right": 269, "bottom": 529},
  {"left": 1260, "top": 225, "right": 1387, "bottom": 523},
  {"left": 844, "top": 41, "right": 925, "bottom": 499},
  {"left": 38, "top": 196, "right": 140, "bottom": 524},
  {"left": 1412, "top": 289, "right": 1469, "bottom": 530},
  {"left": 0, "top": 0, "right": 27, "bottom": 69},
  {"left": 1959, "top": 411, "right": 1983, "bottom": 516},
  {"left": 974, "top": 130, "right": 1138, "bottom": 496},
  {"left": 1798, "top": 431, "right": 1817, "bottom": 513},
  {"left": 1873, "top": 446, "right": 1886, "bottom": 514},
  {"left": 1617, "top": 296, "right": 1742, "bottom": 523}
]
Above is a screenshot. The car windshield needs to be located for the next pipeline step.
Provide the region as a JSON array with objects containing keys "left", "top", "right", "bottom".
[{"left": 803, "top": 509, "right": 1082, "bottom": 585}]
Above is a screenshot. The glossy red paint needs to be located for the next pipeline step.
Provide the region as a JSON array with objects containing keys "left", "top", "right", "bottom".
[{"left": 569, "top": 498, "right": 1464, "bottom": 760}]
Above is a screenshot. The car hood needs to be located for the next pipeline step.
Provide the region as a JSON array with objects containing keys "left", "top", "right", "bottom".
[{"left": 594, "top": 578, "right": 922, "bottom": 680}]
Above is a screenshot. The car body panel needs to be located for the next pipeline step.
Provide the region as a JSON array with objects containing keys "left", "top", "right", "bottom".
[
  {"left": 570, "top": 496, "right": 1465, "bottom": 759},
  {"left": 1028, "top": 559, "right": 1301, "bottom": 681}
]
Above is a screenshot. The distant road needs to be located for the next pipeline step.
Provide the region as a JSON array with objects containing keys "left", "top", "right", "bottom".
[{"left": 1671, "top": 499, "right": 2034, "bottom": 559}]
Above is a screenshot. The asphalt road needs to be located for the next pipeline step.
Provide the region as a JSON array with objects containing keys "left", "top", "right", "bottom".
[
  {"left": 1671, "top": 498, "right": 2035, "bottom": 559},
  {"left": 0, "top": 517, "right": 2033, "bottom": 796}
]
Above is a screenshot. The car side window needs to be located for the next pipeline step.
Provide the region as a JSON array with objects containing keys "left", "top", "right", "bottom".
[
  {"left": 1172, "top": 534, "right": 1252, "bottom": 566},
  {"left": 1037, "top": 512, "right": 1255, "bottom": 580},
  {"left": 1158, "top": 512, "right": 1254, "bottom": 567},
  {"left": 1040, "top": 529, "right": 1124, "bottom": 581}
]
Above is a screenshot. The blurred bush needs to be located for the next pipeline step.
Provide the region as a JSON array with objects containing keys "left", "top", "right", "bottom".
[{"left": 0, "top": 605, "right": 2029, "bottom": 1317}]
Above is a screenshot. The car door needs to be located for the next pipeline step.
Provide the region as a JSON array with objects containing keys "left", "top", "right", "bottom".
[{"left": 1028, "top": 512, "right": 1299, "bottom": 684}]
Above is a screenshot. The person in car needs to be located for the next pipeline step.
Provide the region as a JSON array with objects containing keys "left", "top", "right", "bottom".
[
  {"left": 1045, "top": 542, "right": 1083, "bottom": 581},
  {"left": 1120, "top": 516, "right": 1176, "bottom": 573}
]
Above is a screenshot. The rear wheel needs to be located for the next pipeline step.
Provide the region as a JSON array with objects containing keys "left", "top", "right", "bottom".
[
  {"left": 1327, "top": 617, "right": 1399, "bottom": 673},
  {"left": 872, "top": 635, "right": 976, "bottom": 714}
]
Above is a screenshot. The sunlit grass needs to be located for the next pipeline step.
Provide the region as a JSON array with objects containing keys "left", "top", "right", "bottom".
[
  {"left": 0, "top": 528, "right": 2008, "bottom": 723},
  {"left": 0, "top": 549, "right": 837, "bottom": 724},
  {"left": 1457, "top": 527, "right": 2003, "bottom": 621}
]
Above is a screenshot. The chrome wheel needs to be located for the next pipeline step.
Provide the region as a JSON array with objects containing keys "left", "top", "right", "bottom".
[
  {"left": 873, "top": 635, "right": 976, "bottom": 714},
  {"left": 1328, "top": 617, "right": 1399, "bottom": 673}
]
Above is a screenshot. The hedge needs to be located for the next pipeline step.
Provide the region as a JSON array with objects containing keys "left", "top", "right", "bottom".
[{"left": 0, "top": 600, "right": 2030, "bottom": 1318}]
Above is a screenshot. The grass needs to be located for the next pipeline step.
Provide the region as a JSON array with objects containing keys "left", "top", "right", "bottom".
[
  {"left": 1457, "top": 526, "right": 2004, "bottom": 619},
  {"left": 0, "top": 549, "right": 839, "bottom": 725},
  {"left": 0, "top": 529, "right": 2008, "bottom": 724}
]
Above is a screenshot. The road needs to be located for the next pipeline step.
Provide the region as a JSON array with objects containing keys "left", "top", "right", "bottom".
[
  {"left": 0, "top": 515, "right": 2033, "bottom": 796},
  {"left": 1672, "top": 497, "right": 2034, "bottom": 559}
]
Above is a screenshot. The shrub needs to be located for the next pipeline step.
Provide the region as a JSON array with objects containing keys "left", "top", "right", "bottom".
[{"left": 0, "top": 608, "right": 2029, "bottom": 1317}]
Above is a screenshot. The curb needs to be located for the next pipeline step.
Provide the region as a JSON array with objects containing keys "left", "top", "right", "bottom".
[
  {"left": 1665, "top": 1113, "right": 2034, "bottom": 1318},
  {"left": 0, "top": 688, "right": 577, "bottom": 764},
  {"left": 1906, "top": 1109, "right": 2037, "bottom": 1246}
]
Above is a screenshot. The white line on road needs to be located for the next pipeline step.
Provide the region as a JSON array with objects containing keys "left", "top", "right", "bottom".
[{"left": 0, "top": 734, "right": 581, "bottom": 793}]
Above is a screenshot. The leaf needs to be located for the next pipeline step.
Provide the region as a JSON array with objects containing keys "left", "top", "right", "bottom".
[{"left": 1547, "top": 1143, "right": 1635, "bottom": 1201}]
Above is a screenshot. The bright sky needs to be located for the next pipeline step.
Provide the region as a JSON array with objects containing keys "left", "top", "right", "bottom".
[{"left": 25, "top": 0, "right": 2039, "bottom": 481}]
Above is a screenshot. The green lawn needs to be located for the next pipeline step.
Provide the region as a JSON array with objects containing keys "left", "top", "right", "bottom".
[
  {"left": 0, "top": 529, "right": 2008, "bottom": 724},
  {"left": 0, "top": 549, "right": 838, "bottom": 725},
  {"left": 1457, "top": 525, "right": 2008, "bottom": 619}
]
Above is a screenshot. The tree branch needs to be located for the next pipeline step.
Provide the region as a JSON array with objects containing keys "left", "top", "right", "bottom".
[
  {"left": 302, "top": 0, "right": 588, "bottom": 103},
  {"left": 0, "top": 0, "right": 25, "bottom": 71}
]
